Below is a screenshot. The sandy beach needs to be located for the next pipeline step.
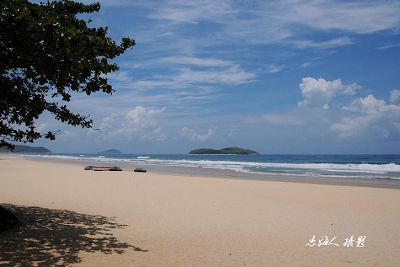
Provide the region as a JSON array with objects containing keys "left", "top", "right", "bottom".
[{"left": 1, "top": 156, "right": 400, "bottom": 266}]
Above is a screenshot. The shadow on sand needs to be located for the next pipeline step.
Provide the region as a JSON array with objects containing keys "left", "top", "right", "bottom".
[{"left": 0, "top": 204, "right": 148, "bottom": 266}]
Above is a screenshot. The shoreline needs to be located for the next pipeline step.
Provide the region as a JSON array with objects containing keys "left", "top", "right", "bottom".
[{"left": 9, "top": 153, "right": 400, "bottom": 190}]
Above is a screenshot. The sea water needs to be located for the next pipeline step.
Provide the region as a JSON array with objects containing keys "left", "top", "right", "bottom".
[{"left": 22, "top": 153, "right": 400, "bottom": 180}]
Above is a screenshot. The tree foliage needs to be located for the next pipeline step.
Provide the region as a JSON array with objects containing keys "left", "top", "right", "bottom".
[{"left": 0, "top": 0, "right": 135, "bottom": 149}]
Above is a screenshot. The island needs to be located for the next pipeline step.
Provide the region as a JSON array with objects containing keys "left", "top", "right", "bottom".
[
  {"left": 97, "top": 149, "right": 122, "bottom": 154},
  {"left": 189, "top": 147, "right": 258, "bottom": 155},
  {"left": 0, "top": 145, "right": 51, "bottom": 153}
]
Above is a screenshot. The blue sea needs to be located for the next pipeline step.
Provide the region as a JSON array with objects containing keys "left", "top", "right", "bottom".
[{"left": 23, "top": 153, "right": 400, "bottom": 180}]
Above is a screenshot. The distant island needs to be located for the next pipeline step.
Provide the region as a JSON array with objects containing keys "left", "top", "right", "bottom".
[
  {"left": 97, "top": 149, "right": 122, "bottom": 154},
  {"left": 189, "top": 147, "right": 258, "bottom": 155},
  {"left": 0, "top": 145, "right": 51, "bottom": 153}
]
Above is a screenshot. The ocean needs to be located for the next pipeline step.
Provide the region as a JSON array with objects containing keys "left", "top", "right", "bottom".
[{"left": 22, "top": 153, "right": 400, "bottom": 181}]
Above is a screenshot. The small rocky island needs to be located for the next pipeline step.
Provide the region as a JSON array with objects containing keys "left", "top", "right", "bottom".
[
  {"left": 97, "top": 149, "right": 122, "bottom": 154},
  {"left": 189, "top": 147, "right": 258, "bottom": 155}
]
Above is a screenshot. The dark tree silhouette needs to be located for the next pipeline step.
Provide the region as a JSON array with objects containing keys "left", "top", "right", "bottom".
[
  {"left": 0, "top": 0, "right": 135, "bottom": 150},
  {"left": 0, "top": 1, "right": 136, "bottom": 255}
]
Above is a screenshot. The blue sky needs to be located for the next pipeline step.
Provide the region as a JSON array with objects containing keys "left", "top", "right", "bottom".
[{"left": 34, "top": 0, "right": 400, "bottom": 154}]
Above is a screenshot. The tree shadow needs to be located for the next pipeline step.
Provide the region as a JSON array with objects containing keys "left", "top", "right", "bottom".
[{"left": 0, "top": 204, "right": 148, "bottom": 266}]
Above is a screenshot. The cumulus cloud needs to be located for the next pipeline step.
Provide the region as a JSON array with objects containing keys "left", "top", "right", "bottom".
[
  {"left": 390, "top": 89, "right": 400, "bottom": 103},
  {"left": 332, "top": 94, "right": 400, "bottom": 138},
  {"left": 98, "top": 106, "right": 167, "bottom": 141},
  {"left": 181, "top": 127, "right": 215, "bottom": 141},
  {"left": 126, "top": 106, "right": 165, "bottom": 127},
  {"left": 298, "top": 77, "right": 360, "bottom": 108},
  {"left": 342, "top": 94, "right": 400, "bottom": 114}
]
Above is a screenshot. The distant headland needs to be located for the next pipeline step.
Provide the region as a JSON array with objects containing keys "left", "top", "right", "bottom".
[
  {"left": 0, "top": 145, "right": 51, "bottom": 153},
  {"left": 189, "top": 147, "right": 258, "bottom": 155},
  {"left": 97, "top": 149, "right": 122, "bottom": 154}
]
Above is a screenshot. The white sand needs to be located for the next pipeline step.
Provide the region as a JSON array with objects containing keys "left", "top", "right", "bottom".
[{"left": 1, "top": 156, "right": 399, "bottom": 266}]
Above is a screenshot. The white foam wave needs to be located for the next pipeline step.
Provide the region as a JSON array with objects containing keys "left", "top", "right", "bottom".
[{"left": 137, "top": 159, "right": 400, "bottom": 173}]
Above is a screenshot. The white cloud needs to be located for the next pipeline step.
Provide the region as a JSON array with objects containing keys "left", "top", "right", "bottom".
[
  {"left": 129, "top": 56, "right": 233, "bottom": 69},
  {"left": 245, "top": 113, "right": 303, "bottom": 125},
  {"left": 110, "top": 71, "right": 134, "bottom": 83},
  {"left": 113, "top": 55, "right": 256, "bottom": 91},
  {"left": 332, "top": 94, "right": 400, "bottom": 138},
  {"left": 244, "top": 91, "right": 400, "bottom": 140},
  {"left": 342, "top": 94, "right": 400, "bottom": 114},
  {"left": 300, "top": 62, "right": 313, "bottom": 68},
  {"left": 298, "top": 77, "right": 360, "bottom": 107},
  {"left": 290, "top": 37, "right": 353, "bottom": 49},
  {"left": 390, "top": 89, "right": 400, "bottom": 103},
  {"left": 377, "top": 43, "right": 400, "bottom": 51},
  {"left": 272, "top": 0, "right": 400, "bottom": 34},
  {"left": 148, "top": 0, "right": 235, "bottom": 25},
  {"left": 108, "top": 71, "right": 137, "bottom": 89},
  {"left": 177, "top": 66, "right": 255, "bottom": 85},
  {"left": 155, "top": 56, "right": 232, "bottom": 67},
  {"left": 267, "top": 64, "right": 285, "bottom": 74},
  {"left": 98, "top": 106, "right": 167, "bottom": 141},
  {"left": 36, "top": 123, "right": 48, "bottom": 132},
  {"left": 131, "top": 66, "right": 256, "bottom": 90},
  {"left": 76, "top": 0, "right": 134, "bottom": 5},
  {"left": 330, "top": 115, "right": 378, "bottom": 138},
  {"left": 143, "top": 0, "right": 400, "bottom": 47},
  {"left": 126, "top": 106, "right": 165, "bottom": 128},
  {"left": 181, "top": 127, "right": 215, "bottom": 141}
]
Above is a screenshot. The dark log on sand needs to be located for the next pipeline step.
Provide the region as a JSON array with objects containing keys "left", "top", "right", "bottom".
[{"left": 84, "top": 166, "right": 122, "bottom": 171}]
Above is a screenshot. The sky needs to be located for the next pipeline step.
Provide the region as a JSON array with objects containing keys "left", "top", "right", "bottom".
[{"left": 33, "top": 0, "right": 400, "bottom": 154}]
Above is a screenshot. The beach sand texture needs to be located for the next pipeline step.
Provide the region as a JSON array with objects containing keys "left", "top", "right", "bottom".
[{"left": 1, "top": 156, "right": 400, "bottom": 266}]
